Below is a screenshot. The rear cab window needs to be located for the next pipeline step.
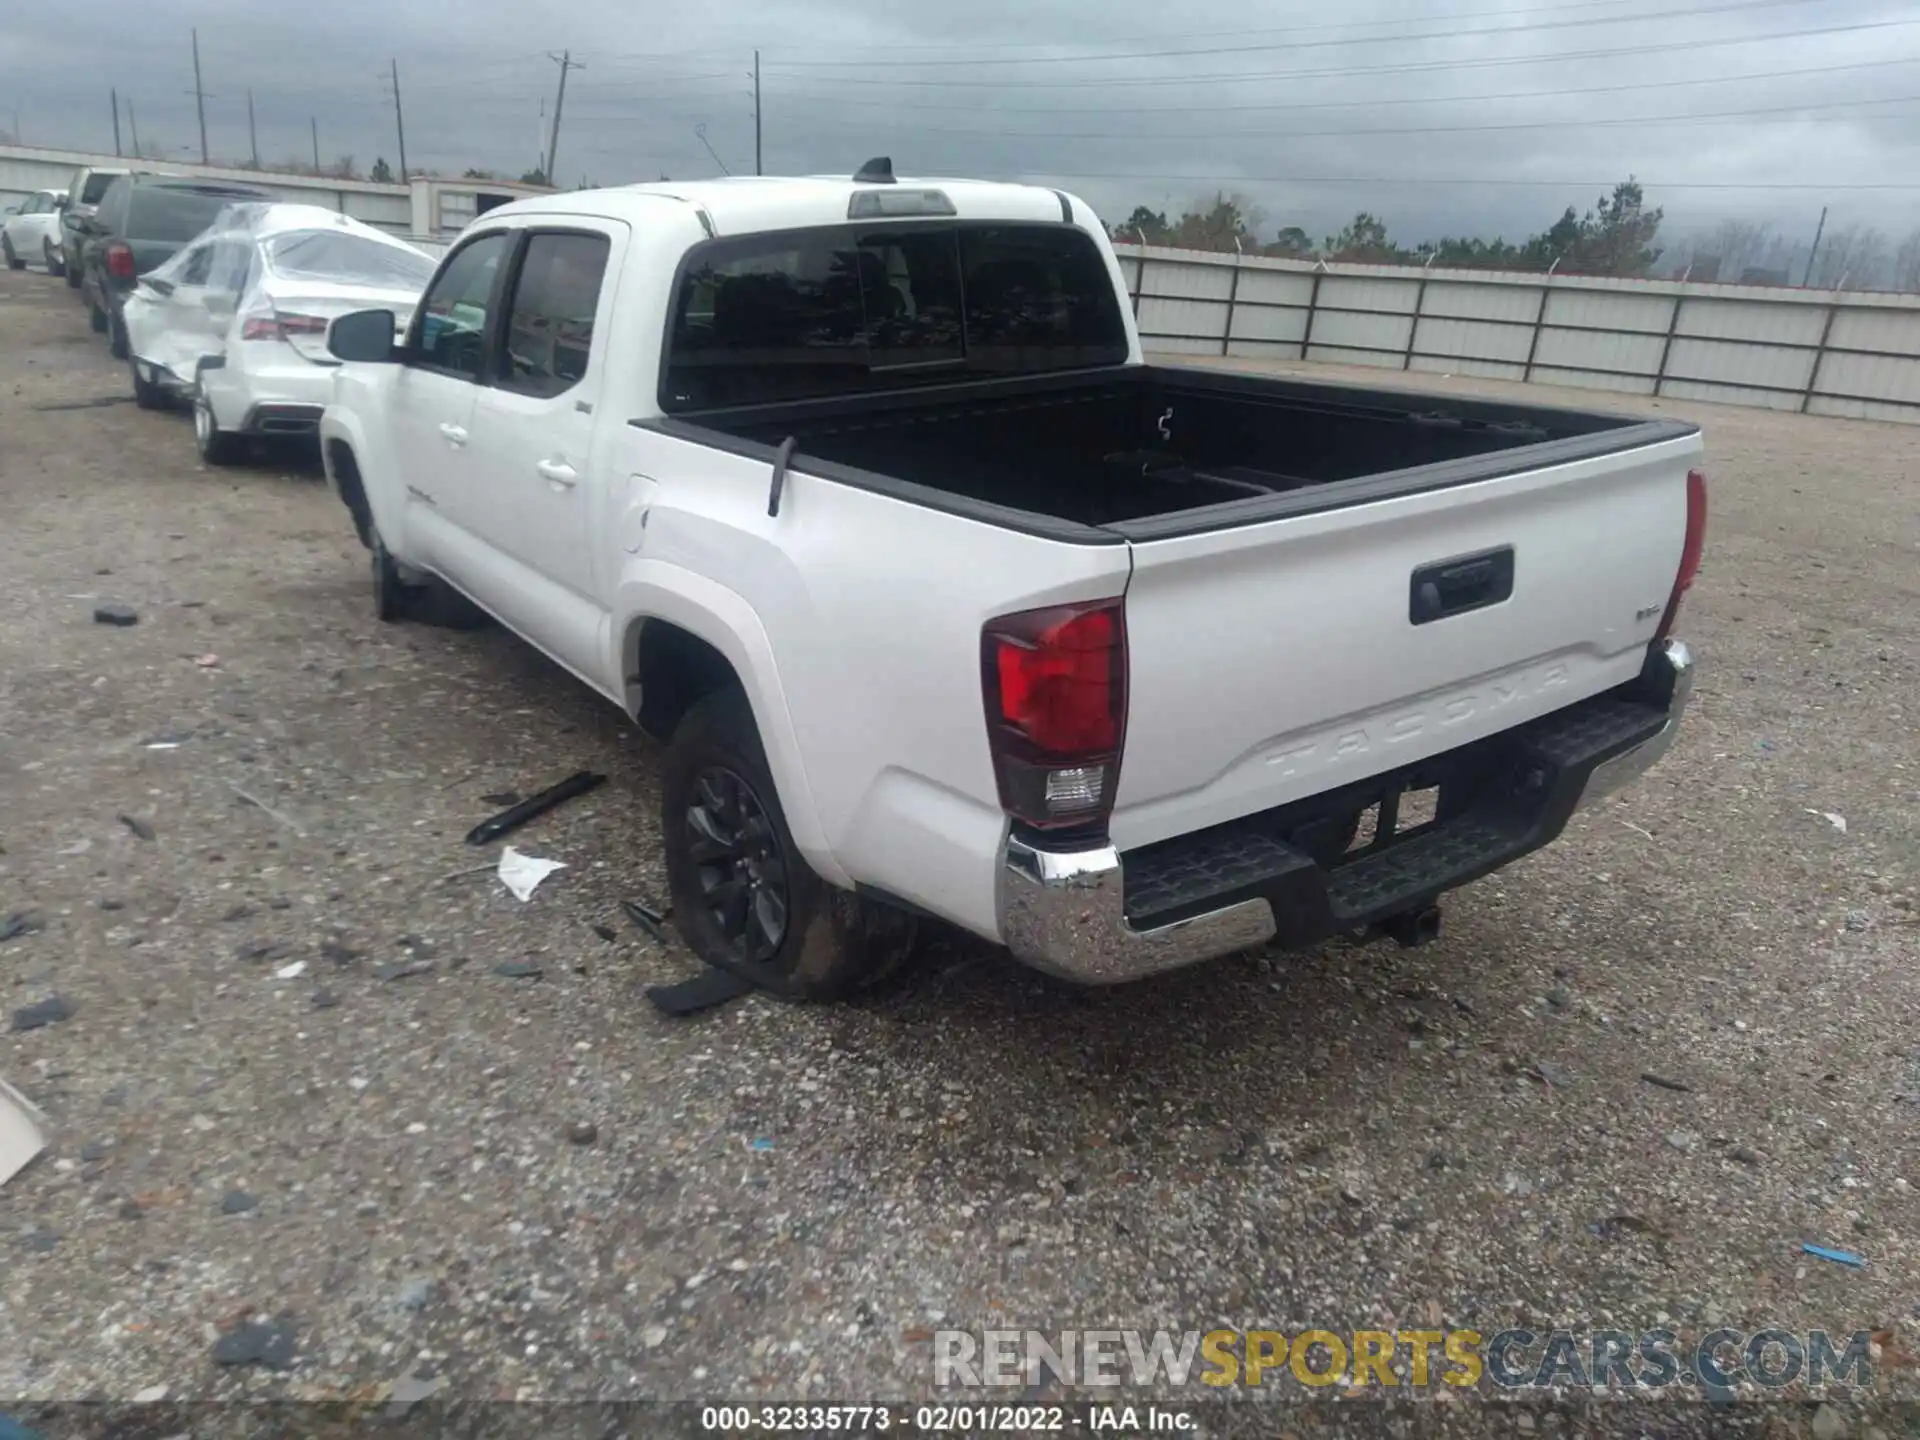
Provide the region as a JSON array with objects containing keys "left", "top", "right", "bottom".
[
  {"left": 79, "top": 172, "right": 119, "bottom": 206},
  {"left": 662, "top": 221, "right": 1128, "bottom": 411}
]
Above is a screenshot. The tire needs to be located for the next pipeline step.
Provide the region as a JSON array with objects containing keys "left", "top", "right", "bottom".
[
  {"left": 129, "top": 357, "right": 167, "bottom": 411},
  {"left": 43, "top": 242, "right": 63, "bottom": 277},
  {"left": 663, "top": 689, "right": 918, "bottom": 1001},
  {"left": 64, "top": 253, "right": 82, "bottom": 288},
  {"left": 3, "top": 237, "right": 21, "bottom": 271},
  {"left": 108, "top": 310, "right": 129, "bottom": 360},
  {"left": 192, "top": 388, "right": 246, "bottom": 465},
  {"left": 370, "top": 528, "right": 412, "bottom": 623},
  {"left": 89, "top": 302, "right": 107, "bottom": 334}
]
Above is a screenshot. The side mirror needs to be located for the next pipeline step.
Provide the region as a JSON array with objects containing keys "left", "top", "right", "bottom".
[{"left": 329, "top": 308, "right": 398, "bottom": 363}]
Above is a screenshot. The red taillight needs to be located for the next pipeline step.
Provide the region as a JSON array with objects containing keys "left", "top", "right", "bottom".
[
  {"left": 1654, "top": 468, "right": 1708, "bottom": 642},
  {"left": 106, "top": 242, "right": 135, "bottom": 279},
  {"left": 982, "top": 599, "right": 1127, "bottom": 830},
  {"left": 241, "top": 312, "right": 328, "bottom": 342}
]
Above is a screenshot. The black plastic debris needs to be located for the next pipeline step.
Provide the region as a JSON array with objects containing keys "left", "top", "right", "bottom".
[
  {"left": 11, "top": 997, "right": 75, "bottom": 1032},
  {"left": 646, "top": 968, "right": 752, "bottom": 1017},
  {"left": 0, "top": 911, "right": 44, "bottom": 944},
  {"left": 210, "top": 1320, "right": 297, "bottom": 1371},
  {"left": 621, "top": 899, "right": 672, "bottom": 946},
  {"left": 92, "top": 604, "right": 139, "bottom": 627},
  {"left": 118, "top": 814, "right": 156, "bottom": 842},
  {"left": 464, "top": 772, "right": 605, "bottom": 846}
]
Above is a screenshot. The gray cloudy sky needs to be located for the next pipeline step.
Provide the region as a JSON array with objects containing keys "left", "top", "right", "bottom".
[{"left": 6, "top": 0, "right": 1920, "bottom": 251}]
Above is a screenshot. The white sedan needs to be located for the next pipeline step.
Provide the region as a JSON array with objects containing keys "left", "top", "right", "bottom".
[
  {"left": 121, "top": 203, "right": 436, "bottom": 464},
  {"left": 3, "top": 190, "right": 69, "bottom": 274}
]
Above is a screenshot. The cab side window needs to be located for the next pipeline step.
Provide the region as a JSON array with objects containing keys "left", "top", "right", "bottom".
[
  {"left": 412, "top": 231, "right": 510, "bottom": 380},
  {"left": 178, "top": 244, "right": 214, "bottom": 286},
  {"left": 497, "top": 233, "right": 610, "bottom": 398}
]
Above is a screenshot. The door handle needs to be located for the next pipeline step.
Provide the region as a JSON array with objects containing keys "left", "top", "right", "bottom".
[
  {"left": 536, "top": 459, "right": 579, "bottom": 489},
  {"left": 439, "top": 423, "right": 468, "bottom": 446}
]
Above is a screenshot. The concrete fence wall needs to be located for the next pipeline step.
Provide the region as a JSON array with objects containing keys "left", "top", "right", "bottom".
[
  {"left": 1113, "top": 242, "right": 1920, "bottom": 425},
  {"left": 2, "top": 142, "right": 541, "bottom": 255}
]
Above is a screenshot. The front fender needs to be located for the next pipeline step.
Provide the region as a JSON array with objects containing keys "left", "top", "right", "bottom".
[
  {"left": 318, "top": 402, "right": 391, "bottom": 550},
  {"left": 614, "top": 560, "right": 846, "bottom": 888}
]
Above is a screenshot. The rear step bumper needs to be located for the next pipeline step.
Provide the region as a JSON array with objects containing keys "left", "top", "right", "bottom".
[{"left": 998, "top": 638, "right": 1693, "bottom": 984}]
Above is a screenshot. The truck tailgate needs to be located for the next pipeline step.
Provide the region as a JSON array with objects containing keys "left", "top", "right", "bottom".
[{"left": 1110, "top": 435, "right": 1700, "bottom": 851}]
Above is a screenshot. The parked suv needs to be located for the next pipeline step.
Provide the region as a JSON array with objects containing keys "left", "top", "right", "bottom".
[
  {"left": 59, "top": 166, "right": 130, "bottom": 288},
  {"left": 78, "top": 175, "right": 271, "bottom": 358}
]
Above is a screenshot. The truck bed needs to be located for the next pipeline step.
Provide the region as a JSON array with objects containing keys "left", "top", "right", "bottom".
[{"left": 655, "top": 363, "right": 1692, "bottom": 539}]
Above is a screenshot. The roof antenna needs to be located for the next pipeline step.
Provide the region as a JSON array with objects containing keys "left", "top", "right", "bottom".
[{"left": 853, "top": 156, "right": 895, "bottom": 185}]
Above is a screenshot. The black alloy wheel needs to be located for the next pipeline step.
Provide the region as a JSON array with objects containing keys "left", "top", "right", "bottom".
[{"left": 685, "top": 765, "right": 789, "bottom": 964}]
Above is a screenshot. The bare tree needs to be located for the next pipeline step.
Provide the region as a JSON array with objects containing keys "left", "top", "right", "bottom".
[
  {"left": 1894, "top": 229, "right": 1920, "bottom": 294},
  {"left": 1696, "top": 219, "right": 1772, "bottom": 280},
  {"left": 1810, "top": 224, "right": 1889, "bottom": 290}
]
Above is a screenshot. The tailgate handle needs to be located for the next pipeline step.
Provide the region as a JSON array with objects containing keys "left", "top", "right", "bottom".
[{"left": 1410, "top": 547, "right": 1515, "bottom": 625}]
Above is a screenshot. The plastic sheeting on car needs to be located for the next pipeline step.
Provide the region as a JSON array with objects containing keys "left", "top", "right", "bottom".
[{"left": 122, "top": 204, "right": 434, "bottom": 392}]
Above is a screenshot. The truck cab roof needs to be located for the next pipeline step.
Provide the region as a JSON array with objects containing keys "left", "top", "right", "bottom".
[{"left": 463, "top": 173, "right": 1090, "bottom": 238}]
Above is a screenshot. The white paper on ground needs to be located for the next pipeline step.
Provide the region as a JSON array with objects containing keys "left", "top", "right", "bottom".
[
  {"left": 0, "top": 1077, "right": 48, "bottom": 1189},
  {"left": 497, "top": 846, "right": 567, "bottom": 902}
]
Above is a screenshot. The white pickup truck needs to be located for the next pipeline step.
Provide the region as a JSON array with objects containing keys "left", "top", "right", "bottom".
[{"left": 318, "top": 162, "right": 1706, "bottom": 999}]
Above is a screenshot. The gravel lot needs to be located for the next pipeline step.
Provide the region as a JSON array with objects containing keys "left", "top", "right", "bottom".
[{"left": 1, "top": 265, "right": 1916, "bottom": 1433}]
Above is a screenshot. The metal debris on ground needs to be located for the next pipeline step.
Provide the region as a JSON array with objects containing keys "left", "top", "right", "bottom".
[
  {"left": 496, "top": 847, "right": 567, "bottom": 902},
  {"left": 118, "top": 813, "right": 156, "bottom": 841},
  {"left": 1805, "top": 808, "right": 1849, "bottom": 833},
  {"left": 464, "top": 771, "right": 606, "bottom": 847},
  {"left": 229, "top": 783, "right": 305, "bottom": 836},
  {"left": 0, "top": 1078, "right": 48, "bottom": 1188},
  {"left": 1640, "top": 1071, "right": 1692, "bottom": 1092}
]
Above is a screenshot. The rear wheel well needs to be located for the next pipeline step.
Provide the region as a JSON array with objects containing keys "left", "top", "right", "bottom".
[
  {"left": 632, "top": 621, "right": 740, "bottom": 742},
  {"left": 327, "top": 441, "right": 374, "bottom": 550}
]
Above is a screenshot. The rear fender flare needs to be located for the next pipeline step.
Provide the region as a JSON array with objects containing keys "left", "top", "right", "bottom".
[{"left": 614, "top": 562, "right": 845, "bottom": 887}]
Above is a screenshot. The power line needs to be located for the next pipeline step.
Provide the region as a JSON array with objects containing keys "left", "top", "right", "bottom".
[
  {"left": 759, "top": 92, "right": 1920, "bottom": 144},
  {"left": 583, "top": 0, "right": 1749, "bottom": 62},
  {"left": 947, "top": 169, "right": 1920, "bottom": 190},
  {"left": 764, "top": 0, "right": 1832, "bottom": 70},
  {"left": 748, "top": 53, "right": 1920, "bottom": 116},
  {"left": 755, "top": 17, "right": 1920, "bottom": 89}
]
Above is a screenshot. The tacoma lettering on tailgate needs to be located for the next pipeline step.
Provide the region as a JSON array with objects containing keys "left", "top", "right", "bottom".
[{"left": 1260, "top": 663, "right": 1570, "bottom": 779}]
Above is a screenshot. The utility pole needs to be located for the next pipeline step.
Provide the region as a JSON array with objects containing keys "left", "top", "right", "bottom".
[
  {"left": 246, "top": 89, "right": 259, "bottom": 168},
  {"left": 545, "top": 50, "right": 584, "bottom": 185},
  {"left": 753, "top": 50, "right": 762, "bottom": 175},
  {"left": 190, "top": 27, "right": 210, "bottom": 164},
  {"left": 128, "top": 99, "right": 141, "bottom": 158},
  {"left": 1802, "top": 205, "right": 1829, "bottom": 288},
  {"left": 311, "top": 117, "right": 320, "bottom": 173},
  {"left": 389, "top": 58, "right": 410, "bottom": 182},
  {"left": 111, "top": 89, "right": 122, "bottom": 156}
]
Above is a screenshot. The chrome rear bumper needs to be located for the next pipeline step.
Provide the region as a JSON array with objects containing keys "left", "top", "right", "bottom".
[{"left": 996, "top": 639, "right": 1694, "bottom": 985}]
